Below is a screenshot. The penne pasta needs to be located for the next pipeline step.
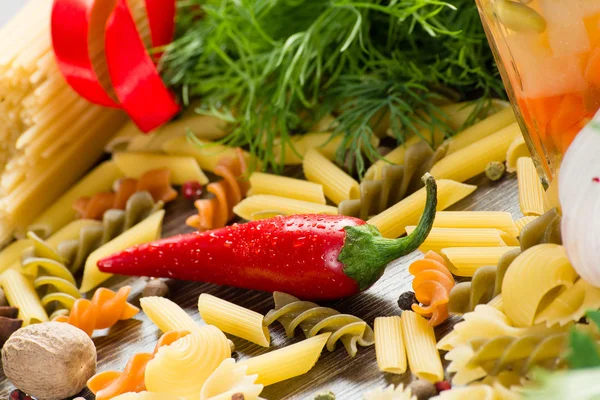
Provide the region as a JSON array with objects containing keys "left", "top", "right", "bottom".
[
  {"left": 505, "top": 135, "right": 530, "bottom": 173},
  {"left": 368, "top": 180, "right": 477, "bottom": 238},
  {"left": 238, "top": 332, "right": 331, "bottom": 386},
  {"left": 25, "top": 161, "right": 123, "bottom": 238},
  {"left": 433, "top": 211, "right": 518, "bottom": 237},
  {"left": 446, "top": 107, "right": 516, "bottom": 155},
  {"left": 162, "top": 137, "right": 253, "bottom": 174},
  {"left": 401, "top": 311, "right": 443, "bottom": 383},
  {"left": 441, "top": 247, "right": 521, "bottom": 277},
  {"left": 517, "top": 157, "right": 545, "bottom": 216},
  {"left": 113, "top": 153, "right": 209, "bottom": 185},
  {"left": 198, "top": 294, "right": 270, "bottom": 347},
  {"left": 79, "top": 210, "right": 165, "bottom": 292},
  {"left": 0, "top": 239, "right": 32, "bottom": 274},
  {"left": 105, "top": 121, "right": 143, "bottom": 152},
  {"left": 276, "top": 133, "right": 342, "bottom": 165},
  {"left": 430, "top": 122, "right": 520, "bottom": 183},
  {"left": 374, "top": 316, "right": 407, "bottom": 374},
  {"left": 514, "top": 216, "right": 537, "bottom": 234},
  {"left": 249, "top": 172, "right": 326, "bottom": 204},
  {"left": 502, "top": 244, "right": 577, "bottom": 327},
  {"left": 405, "top": 227, "right": 518, "bottom": 253},
  {"left": 303, "top": 149, "right": 359, "bottom": 205},
  {"left": 0, "top": 269, "right": 48, "bottom": 325},
  {"left": 233, "top": 195, "right": 338, "bottom": 221},
  {"left": 141, "top": 296, "right": 200, "bottom": 334}
]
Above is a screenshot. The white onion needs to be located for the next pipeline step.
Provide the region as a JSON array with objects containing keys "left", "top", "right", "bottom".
[{"left": 559, "top": 110, "right": 600, "bottom": 286}]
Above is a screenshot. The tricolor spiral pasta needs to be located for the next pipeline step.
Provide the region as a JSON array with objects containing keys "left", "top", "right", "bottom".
[
  {"left": 54, "top": 286, "right": 139, "bottom": 336},
  {"left": 20, "top": 232, "right": 81, "bottom": 319},
  {"left": 363, "top": 384, "right": 416, "bottom": 400},
  {"left": 263, "top": 291, "right": 374, "bottom": 357},
  {"left": 74, "top": 168, "right": 176, "bottom": 220},
  {"left": 187, "top": 148, "right": 248, "bottom": 231},
  {"left": 145, "top": 326, "right": 231, "bottom": 399},
  {"left": 446, "top": 333, "right": 567, "bottom": 385},
  {"left": 448, "top": 209, "right": 562, "bottom": 315},
  {"left": 88, "top": 330, "right": 190, "bottom": 400},
  {"left": 409, "top": 251, "right": 455, "bottom": 326},
  {"left": 339, "top": 141, "right": 446, "bottom": 219},
  {"left": 200, "top": 358, "right": 264, "bottom": 400}
]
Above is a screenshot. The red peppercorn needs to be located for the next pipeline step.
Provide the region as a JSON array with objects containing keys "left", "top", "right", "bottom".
[
  {"left": 435, "top": 381, "right": 451, "bottom": 393},
  {"left": 182, "top": 180, "right": 203, "bottom": 201}
]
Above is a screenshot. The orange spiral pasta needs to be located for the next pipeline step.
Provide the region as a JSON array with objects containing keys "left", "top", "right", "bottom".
[
  {"left": 54, "top": 286, "right": 139, "bottom": 336},
  {"left": 186, "top": 148, "right": 249, "bottom": 231},
  {"left": 87, "top": 330, "right": 190, "bottom": 400},
  {"left": 409, "top": 251, "right": 455, "bottom": 327},
  {"left": 74, "top": 168, "right": 177, "bottom": 219}
]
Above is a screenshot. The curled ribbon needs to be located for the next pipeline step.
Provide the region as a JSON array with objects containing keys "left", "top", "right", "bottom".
[{"left": 51, "top": 0, "right": 180, "bottom": 132}]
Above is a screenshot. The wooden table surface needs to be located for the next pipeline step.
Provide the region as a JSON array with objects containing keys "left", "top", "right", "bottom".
[{"left": 0, "top": 172, "right": 521, "bottom": 400}]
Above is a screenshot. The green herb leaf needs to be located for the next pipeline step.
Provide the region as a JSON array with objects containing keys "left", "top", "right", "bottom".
[
  {"left": 567, "top": 328, "right": 600, "bottom": 370},
  {"left": 522, "top": 368, "right": 600, "bottom": 400},
  {"left": 587, "top": 310, "right": 600, "bottom": 330}
]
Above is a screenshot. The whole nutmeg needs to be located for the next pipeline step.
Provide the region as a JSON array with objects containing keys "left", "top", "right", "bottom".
[
  {"left": 2, "top": 322, "right": 97, "bottom": 400},
  {"left": 408, "top": 379, "right": 437, "bottom": 400},
  {"left": 142, "top": 279, "right": 170, "bottom": 298}
]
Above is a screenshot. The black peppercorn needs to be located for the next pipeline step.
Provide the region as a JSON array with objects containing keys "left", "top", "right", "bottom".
[{"left": 397, "top": 291, "right": 418, "bottom": 311}]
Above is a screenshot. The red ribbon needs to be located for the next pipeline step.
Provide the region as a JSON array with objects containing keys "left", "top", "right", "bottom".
[{"left": 51, "top": 0, "right": 180, "bottom": 132}]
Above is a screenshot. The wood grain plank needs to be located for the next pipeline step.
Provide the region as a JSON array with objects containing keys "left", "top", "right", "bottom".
[{"left": 0, "top": 173, "right": 520, "bottom": 400}]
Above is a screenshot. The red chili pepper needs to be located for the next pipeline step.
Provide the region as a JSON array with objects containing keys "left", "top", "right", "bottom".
[{"left": 99, "top": 175, "right": 438, "bottom": 300}]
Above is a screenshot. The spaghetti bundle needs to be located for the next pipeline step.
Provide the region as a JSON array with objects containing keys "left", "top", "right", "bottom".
[{"left": 0, "top": 0, "right": 150, "bottom": 245}]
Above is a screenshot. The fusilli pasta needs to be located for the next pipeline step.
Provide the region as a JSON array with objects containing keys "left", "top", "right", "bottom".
[
  {"left": 200, "top": 358, "right": 264, "bottom": 400},
  {"left": 263, "top": 291, "right": 375, "bottom": 357},
  {"left": 187, "top": 149, "right": 248, "bottom": 231},
  {"left": 73, "top": 169, "right": 176, "bottom": 220},
  {"left": 339, "top": 141, "right": 446, "bottom": 219},
  {"left": 409, "top": 251, "right": 455, "bottom": 326},
  {"left": 54, "top": 286, "right": 139, "bottom": 336}
]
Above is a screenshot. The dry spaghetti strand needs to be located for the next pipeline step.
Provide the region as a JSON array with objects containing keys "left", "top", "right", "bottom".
[
  {"left": 54, "top": 286, "right": 139, "bottom": 336},
  {"left": 409, "top": 251, "right": 455, "bottom": 327},
  {"left": 187, "top": 148, "right": 248, "bottom": 231},
  {"left": 87, "top": 330, "right": 190, "bottom": 400},
  {"left": 74, "top": 168, "right": 177, "bottom": 219}
]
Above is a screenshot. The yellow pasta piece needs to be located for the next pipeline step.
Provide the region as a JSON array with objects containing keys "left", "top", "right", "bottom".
[
  {"left": 0, "top": 269, "right": 48, "bottom": 325},
  {"left": 303, "top": 149, "right": 359, "bottom": 205},
  {"left": 0, "top": 239, "right": 32, "bottom": 274},
  {"left": 200, "top": 358, "right": 264, "bottom": 400},
  {"left": 514, "top": 216, "right": 537, "bottom": 234},
  {"left": 145, "top": 326, "right": 231, "bottom": 400},
  {"left": 249, "top": 172, "right": 326, "bottom": 204},
  {"left": 141, "top": 296, "right": 201, "bottom": 334},
  {"left": 80, "top": 210, "right": 164, "bottom": 292},
  {"left": 368, "top": 180, "right": 477, "bottom": 238},
  {"left": 25, "top": 161, "right": 123, "bottom": 238},
  {"left": 432, "top": 383, "right": 520, "bottom": 400},
  {"left": 162, "top": 137, "right": 252, "bottom": 174},
  {"left": 487, "top": 295, "right": 504, "bottom": 312},
  {"left": 198, "top": 294, "right": 270, "bottom": 347},
  {"left": 544, "top": 178, "right": 560, "bottom": 214},
  {"left": 239, "top": 332, "right": 331, "bottom": 386},
  {"left": 374, "top": 316, "right": 407, "bottom": 374},
  {"left": 441, "top": 247, "right": 521, "bottom": 277},
  {"left": 517, "top": 157, "right": 545, "bottom": 216},
  {"left": 433, "top": 211, "right": 518, "bottom": 237},
  {"left": 233, "top": 195, "right": 338, "bottom": 221},
  {"left": 113, "top": 153, "right": 209, "bottom": 185},
  {"left": 430, "top": 122, "right": 520, "bottom": 183},
  {"left": 535, "top": 279, "right": 600, "bottom": 327},
  {"left": 502, "top": 244, "right": 578, "bottom": 327},
  {"left": 405, "top": 227, "right": 517, "bottom": 253},
  {"left": 275, "top": 133, "right": 342, "bottom": 165},
  {"left": 104, "top": 121, "right": 143, "bottom": 153},
  {"left": 364, "top": 384, "right": 416, "bottom": 400},
  {"left": 446, "top": 107, "right": 516, "bottom": 155},
  {"left": 505, "top": 135, "right": 531, "bottom": 173},
  {"left": 401, "top": 311, "right": 443, "bottom": 383}
]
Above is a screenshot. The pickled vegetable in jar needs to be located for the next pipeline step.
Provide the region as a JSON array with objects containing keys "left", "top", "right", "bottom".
[{"left": 475, "top": 0, "right": 600, "bottom": 183}]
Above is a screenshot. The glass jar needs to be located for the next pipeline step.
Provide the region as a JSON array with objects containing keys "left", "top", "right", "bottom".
[{"left": 475, "top": 0, "right": 600, "bottom": 184}]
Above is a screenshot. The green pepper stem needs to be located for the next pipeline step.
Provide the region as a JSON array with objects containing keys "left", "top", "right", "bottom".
[{"left": 339, "top": 173, "right": 438, "bottom": 290}]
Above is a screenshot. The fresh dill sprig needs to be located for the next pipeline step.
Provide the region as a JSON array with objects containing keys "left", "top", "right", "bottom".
[{"left": 162, "top": 0, "right": 504, "bottom": 174}]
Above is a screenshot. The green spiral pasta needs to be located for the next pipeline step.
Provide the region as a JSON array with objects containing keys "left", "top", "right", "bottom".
[
  {"left": 448, "top": 208, "right": 562, "bottom": 315},
  {"left": 338, "top": 141, "right": 447, "bottom": 220},
  {"left": 21, "top": 191, "right": 163, "bottom": 319},
  {"left": 263, "top": 292, "right": 375, "bottom": 357},
  {"left": 447, "top": 333, "right": 567, "bottom": 384}
]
